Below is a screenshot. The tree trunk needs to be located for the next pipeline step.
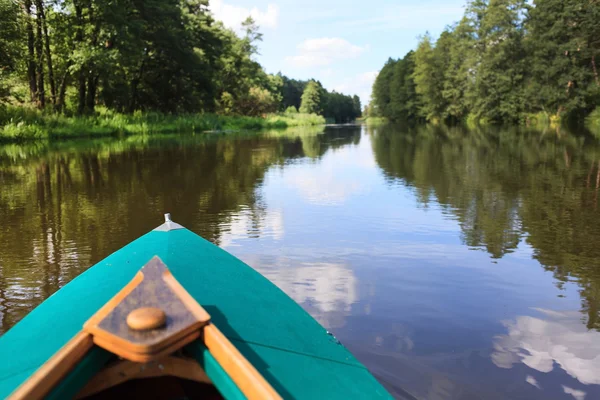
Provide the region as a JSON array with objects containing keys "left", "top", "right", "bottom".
[
  {"left": 77, "top": 70, "right": 86, "bottom": 114},
  {"left": 593, "top": 56, "right": 600, "bottom": 87},
  {"left": 36, "top": 0, "right": 56, "bottom": 106},
  {"left": 129, "top": 58, "right": 145, "bottom": 112},
  {"left": 86, "top": 74, "right": 99, "bottom": 112},
  {"left": 34, "top": 0, "right": 45, "bottom": 108},
  {"left": 75, "top": 2, "right": 86, "bottom": 114},
  {"left": 57, "top": 61, "right": 71, "bottom": 112},
  {"left": 22, "top": 0, "right": 37, "bottom": 104},
  {"left": 85, "top": 3, "right": 100, "bottom": 113}
]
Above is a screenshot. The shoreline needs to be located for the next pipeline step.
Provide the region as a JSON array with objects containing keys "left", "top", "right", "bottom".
[{"left": 0, "top": 108, "right": 326, "bottom": 144}]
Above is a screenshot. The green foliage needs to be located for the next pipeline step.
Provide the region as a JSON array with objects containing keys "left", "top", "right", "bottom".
[
  {"left": 352, "top": 95, "right": 362, "bottom": 118},
  {"left": 265, "top": 112, "right": 326, "bottom": 127},
  {"left": 587, "top": 107, "right": 600, "bottom": 137},
  {"left": 372, "top": 52, "right": 421, "bottom": 122},
  {"left": 364, "top": 117, "right": 388, "bottom": 125},
  {"left": 0, "top": 0, "right": 21, "bottom": 69},
  {"left": 299, "top": 81, "right": 321, "bottom": 114},
  {"left": 322, "top": 91, "right": 361, "bottom": 123},
  {"left": 279, "top": 75, "right": 307, "bottom": 111},
  {"left": 285, "top": 106, "right": 298, "bottom": 114},
  {"left": 371, "top": 0, "right": 600, "bottom": 125},
  {"left": 0, "top": 0, "right": 22, "bottom": 100},
  {"left": 526, "top": 0, "right": 600, "bottom": 120},
  {"left": 472, "top": 0, "right": 528, "bottom": 124},
  {"left": 1, "top": 1, "right": 359, "bottom": 126},
  {"left": 413, "top": 33, "right": 447, "bottom": 121},
  {"left": 0, "top": 105, "right": 325, "bottom": 142}
]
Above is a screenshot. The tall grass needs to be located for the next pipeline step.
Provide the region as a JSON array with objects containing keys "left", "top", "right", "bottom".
[
  {"left": 0, "top": 106, "right": 325, "bottom": 143},
  {"left": 364, "top": 117, "right": 388, "bottom": 125}
]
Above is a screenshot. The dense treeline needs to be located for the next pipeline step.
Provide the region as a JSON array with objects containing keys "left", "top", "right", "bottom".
[
  {"left": 370, "top": 0, "right": 600, "bottom": 125},
  {"left": 0, "top": 0, "right": 359, "bottom": 123},
  {"left": 280, "top": 77, "right": 361, "bottom": 123}
]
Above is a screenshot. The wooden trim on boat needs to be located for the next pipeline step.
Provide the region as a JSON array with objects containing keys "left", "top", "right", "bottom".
[
  {"left": 91, "top": 330, "right": 202, "bottom": 363},
  {"left": 83, "top": 257, "right": 210, "bottom": 360},
  {"left": 9, "top": 332, "right": 93, "bottom": 400},
  {"left": 83, "top": 270, "right": 145, "bottom": 332},
  {"left": 204, "top": 324, "right": 281, "bottom": 400},
  {"left": 9, "top": 255, "right": 281, "bottom": 400},
  {"left": 163, "top": 269, "right": 211, "bottom": 321},
  {"left": 75, "top": 356, "right": 211, "bottom": 398}
]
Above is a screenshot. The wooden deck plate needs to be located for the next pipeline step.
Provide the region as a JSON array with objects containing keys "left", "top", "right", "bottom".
[{"left": 84, "top": 256, "right": 210, "bottom": 361}]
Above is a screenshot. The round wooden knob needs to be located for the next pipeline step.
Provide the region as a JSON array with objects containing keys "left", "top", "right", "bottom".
[{"left": 127, "top": 307, "right": 167, "bottom": 331}]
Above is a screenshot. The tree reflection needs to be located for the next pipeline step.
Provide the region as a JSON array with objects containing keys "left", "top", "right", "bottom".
[
  {"left": 372, "top": 124, "right": 600, "bottom": 329},
  {"left": 0, "top": 127, "right": 364, "bottom": 334}
]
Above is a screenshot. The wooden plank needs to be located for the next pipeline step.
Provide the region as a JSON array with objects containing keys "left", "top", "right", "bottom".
[
  {"left": 75, "top": 356, "right": 211, "bottom": 398},
  {"left": 204, "top": 324, "right": 282, "bottom": 400},
  {"left": 163, "top": 269, "right": 211, "bottom": 321},
  {"left": 8, "top": 332, "right": 94, "bottom": 400},
  {"left": 92, "top": 330, "right": 201, "bottom": 363},
  {"left": 84, "top": 256, "right": 210, "bottom": 360}
]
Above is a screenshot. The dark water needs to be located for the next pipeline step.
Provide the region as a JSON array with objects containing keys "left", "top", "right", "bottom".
[{"left": 1, "top": 124, "right": 600, "bottom": 399}]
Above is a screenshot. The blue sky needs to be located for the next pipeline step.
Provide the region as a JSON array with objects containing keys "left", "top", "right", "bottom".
[{"left": 210, "top": 0, "right": 468, "bottom": 105}]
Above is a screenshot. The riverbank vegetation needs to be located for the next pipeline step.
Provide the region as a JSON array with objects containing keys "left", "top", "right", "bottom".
[
  {"left": 369, "top": 0, "right": 600, "bottom": 129},
  {"left": 0, "top": 105, "right": 327, "bottom": 141},
  {"left": 0, "top": 0, "right": 358, "bottom": 142}
]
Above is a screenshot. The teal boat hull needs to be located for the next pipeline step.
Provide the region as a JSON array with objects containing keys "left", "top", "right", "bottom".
[{"left": 0, "top": 225, "right": 391, "bottom": 399}]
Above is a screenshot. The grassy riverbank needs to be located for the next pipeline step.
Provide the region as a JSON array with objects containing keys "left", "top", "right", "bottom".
[
  {"left": 363, "top": 117, "right": 388, "bottom": 125},
  {"left": 0, "top": 106, "right": 326, "bottom": 143}
]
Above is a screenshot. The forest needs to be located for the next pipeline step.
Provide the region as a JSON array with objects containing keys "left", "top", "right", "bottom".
[
  {"left": 0, "top": 0, "right": 360, "bottom": 140},
  {"left": 369, "top": 0, "right": 600, "bottom": 128}
]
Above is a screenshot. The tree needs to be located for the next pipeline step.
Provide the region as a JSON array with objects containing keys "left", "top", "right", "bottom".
[
  {"left": 372, "top": 58, "right": 396, "bottom": 118},
  {"left": 471, "top": 0, "right": 529, "bottom": 124},
  {"left": 441, "top": 18, "right": 477, "bottom": 121},
  {"left": 279, "top": 75, "right": 307, "bottom": 111},
  {"left": 525, "top": 0, "right": 600, "bottom": 120},
  {"left": 352, "top": 95, "right": 361, "bottom": 118},
  {"left": 0, "top": 0, "right": 22, "bottom": 100},
  {"left": 299, "top": 80, "right": 321, "bottom": 114},
  {"left": 413, "top": 33, "right": 447, "bottom": 121},
  {"left": 1, "top": 0, "right": 362, "bottom": 118},
  {"left": 369, "top": 0, "right": 599, "bottom": 124}
]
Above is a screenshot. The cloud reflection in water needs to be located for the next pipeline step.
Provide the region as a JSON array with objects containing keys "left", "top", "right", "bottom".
[{"left": 492, "top": 308, "right": 600, "bottom": 395}]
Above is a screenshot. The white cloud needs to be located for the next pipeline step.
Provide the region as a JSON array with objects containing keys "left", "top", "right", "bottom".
[
  {"left": 285, "top": 38, "right": 365, "bottom": 68},
  {"left": 210, "top": 0, "right": 279, "bottom": 31},
  {"left": 334, "top": 70, "right": 379, "bottom": 105},
  {"left": 219, "top": 207, "right": 284, "bottom": 248},
  {"left": 249, "top": 257, "right": 357, "bottom": 329},
  {"left": 526, "top": 375, "right": 541, "bottom": 389},
  {"left": 320, "top": 68, "right": 334, "bottom": 78},
  {"left": 287, "top": 169, "right": 363, "bottom": 206},
  {"left": 336, "top": 5, "right": 465, "bottom": 32},
  {"left": 563, "top": 386, "right": 586, "bottom": 400},
  {"left": 492, "top": 308, "right": 600, "bottom": 386}
]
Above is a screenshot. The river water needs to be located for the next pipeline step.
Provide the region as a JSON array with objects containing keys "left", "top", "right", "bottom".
[{"left": 1, "top": 124, "right": 600, "bottom": 399}]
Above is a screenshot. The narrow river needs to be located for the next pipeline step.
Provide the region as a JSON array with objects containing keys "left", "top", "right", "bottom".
[{"left": 1, "top": 124, "right": 599, "bottom": 399}]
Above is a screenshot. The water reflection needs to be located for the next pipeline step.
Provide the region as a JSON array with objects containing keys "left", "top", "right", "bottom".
[
  {"left": 492, "top": 309, "right": 600, "bottom": 399},
  {"left": 371, "top": 124, "right": 600, "bottom": 330},
  {"left": 250, "top": 257, "right": 358, "bottom": 329},
  {"left": 0, "top": 127, "right": 364, "bottom": 333},
  {"left": 2, "top": 123, "right": 600, "bottom": 399}
]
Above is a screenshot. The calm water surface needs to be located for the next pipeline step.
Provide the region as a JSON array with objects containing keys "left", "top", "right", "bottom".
[{"left": 1, "top": 124, "right": 600, "bottom": 399}]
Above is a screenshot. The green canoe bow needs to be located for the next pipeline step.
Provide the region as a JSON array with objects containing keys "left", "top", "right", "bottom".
[{"left": 0, "top": 218, "right": 391, "bottom": 399}]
